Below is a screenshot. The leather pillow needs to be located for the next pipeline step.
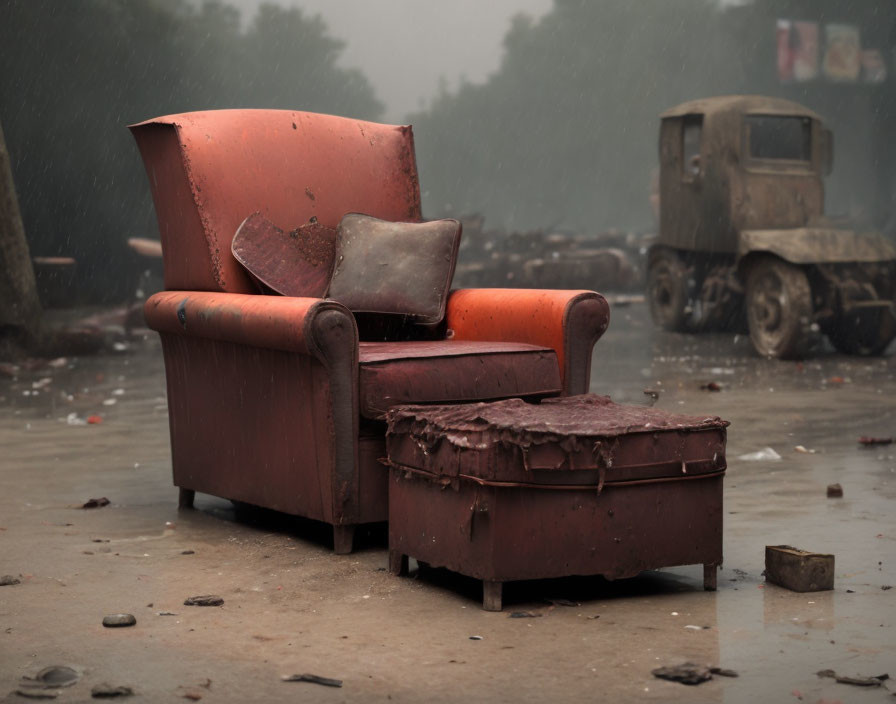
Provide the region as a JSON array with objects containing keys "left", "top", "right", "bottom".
[
  {"left": 327, "top": 213, "right": 462, "bottom": 325},
  {"left": 232, "top": 213, "right": 336, "bottom": 297}
]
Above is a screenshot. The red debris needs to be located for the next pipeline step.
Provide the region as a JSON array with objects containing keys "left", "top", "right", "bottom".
[
  {"left": 858, "top": 436, "right": 893, "bottom": 446},
  {"left": 87, "top": 415, "right": 103, "bottom": 425}
]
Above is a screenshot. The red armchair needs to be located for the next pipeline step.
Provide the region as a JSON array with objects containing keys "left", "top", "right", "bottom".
[{"left": 131, "top": 109, "right": 609, "bottom": 552}]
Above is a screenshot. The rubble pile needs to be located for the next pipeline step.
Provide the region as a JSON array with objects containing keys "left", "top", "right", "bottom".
[{"left": 452, "top": 216, "right": 651, "bottom": 292}]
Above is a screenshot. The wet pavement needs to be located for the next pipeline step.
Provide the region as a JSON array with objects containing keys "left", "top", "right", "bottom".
[{"left": 1, "top": 302, "right": 894, "bottom": 702}]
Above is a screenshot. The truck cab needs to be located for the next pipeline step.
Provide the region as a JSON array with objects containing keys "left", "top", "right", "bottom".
[{"left": 649, "top": 95, "right": 895, "bottom": 358}]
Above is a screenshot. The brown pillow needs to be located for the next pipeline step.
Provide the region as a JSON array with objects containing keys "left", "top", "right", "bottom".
[
  {"left": 327, "top": 213, "right": 462, "bottom": 325},
  {"left": 232, "top": 213, "right": 336, "bottom": 297}
]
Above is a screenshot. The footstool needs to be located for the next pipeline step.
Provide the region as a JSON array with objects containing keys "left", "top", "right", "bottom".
[{"left": 384, "top": 394, "right": 729, "bottom": 611}]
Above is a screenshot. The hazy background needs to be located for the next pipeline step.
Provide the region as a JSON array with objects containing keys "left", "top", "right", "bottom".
[
  {"left": 1, "top": 0, "right": 894, "bottom": 301},
  {"left": 225, "top": 0, "right": 554, "bottom": 122}
]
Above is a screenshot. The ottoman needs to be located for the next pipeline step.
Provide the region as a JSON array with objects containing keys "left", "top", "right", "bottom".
[{"left": 384, "top": 394, "right": 729, "bottom": 611}]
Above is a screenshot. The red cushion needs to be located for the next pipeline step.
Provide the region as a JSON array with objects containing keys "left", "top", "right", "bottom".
[
  {"left": 232, "top": 213, "right": 336, "bottom": 297},
  {"left": 358, "top": 340, "right": 561, "bottom": 419}
]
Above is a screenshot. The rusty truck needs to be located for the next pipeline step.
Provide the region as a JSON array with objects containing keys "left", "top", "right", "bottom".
[{"left": 648, "top": 95, "right": 896, "bottom": 358}]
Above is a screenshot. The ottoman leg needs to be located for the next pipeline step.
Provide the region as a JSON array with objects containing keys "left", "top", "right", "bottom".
[
  {"left": 333, "top": 525, "right": 355, "bottom": 555},
  {"left": 389, "top": 550, "right": 408, "bottom": 576},
  {"left": 178, "top": 488, "right": 195, "bottom": 509},
  {"left": 703, "top": 563, "right": 718, "bottom": 591},
  {"left": 483, "top": 580, "right": 503, "bottom": 612}
]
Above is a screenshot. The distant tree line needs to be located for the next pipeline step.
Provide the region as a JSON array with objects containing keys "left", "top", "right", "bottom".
[
  {"left": 2, "top": 0, "right": 895, "bottom": 303},
  {"left": 410, "top": 0, "right": 896, "bottom": 234},
  {"left": 0, "top": 0, "right": 382, "bottom": 301}
]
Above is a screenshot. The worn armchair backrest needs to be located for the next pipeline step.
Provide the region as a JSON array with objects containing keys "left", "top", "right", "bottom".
[{"left": 130, "top": 109, "right": 422, "bottom": 293}]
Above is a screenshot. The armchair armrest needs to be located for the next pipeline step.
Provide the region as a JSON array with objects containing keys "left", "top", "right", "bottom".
[
  {"left": 144, "top": 290, "right": 360, "bottom": 525},
  {"left": 144, "top": 291, "right": 357, "bottom": 361},
  {"left": 444, "top": 289, "right": 610, "bottom": 395}
]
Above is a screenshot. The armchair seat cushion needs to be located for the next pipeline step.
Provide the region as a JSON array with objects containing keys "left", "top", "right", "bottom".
[{"left": 358, "top": 340, "right": 562, "bottom": 419}]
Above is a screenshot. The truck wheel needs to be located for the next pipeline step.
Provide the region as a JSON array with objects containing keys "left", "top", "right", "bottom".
[
  {"left": 745, "top": 258, "right": 812, "bottom": 359},
  {"left": 648, "top": 250, "right": 689, "bottom": 331},
  {"left": 828, "top": 309, "right": 896, "bottom": 356}
]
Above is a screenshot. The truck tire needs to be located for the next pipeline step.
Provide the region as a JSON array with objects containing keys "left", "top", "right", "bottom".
[
  {"left": 745, "top": 258, "right": 812, "bottom": 359},
  {"left": 828, "top": 308, "right": 896, "bottom": 356},
  {"left": 648, "top": 249, "right": 689, "bottom": 331}
]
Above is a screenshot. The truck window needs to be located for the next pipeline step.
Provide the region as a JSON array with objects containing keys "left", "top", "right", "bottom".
[
  {"left": 745, "top": 115, "right": 811, "bottom": 161},
  {"left": 682, "top": 115, "right": 703, "bottom": 178}
]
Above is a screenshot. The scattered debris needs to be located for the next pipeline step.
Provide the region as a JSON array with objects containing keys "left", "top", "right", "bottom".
[
  {"left": 157, "top": 611, "right": 178, "bottom": 616},
  {"left": 586, "top": 614, "right": 600, "bottom": 620},
  {"left": 826, "top": 484, "right": 843, "bottom": 498},
  {"left": 14, "top": 689, "right": 59, "bottom": 699},
  {"left": 765, "top": 546, "right": 834, "bottom": 592},
  {"left": 651, "top": 663, "right": 712, "bottom": 685},
  {"left": 793, "top": 445, "right": 816, "bottom": 454},
  {"left": 737, "top": 447, "right": 781, "bottom": 461},
  {"left": 65, "top": 413, "right": 87, "bottom": 426},
  {"left": 709, "top": 667, "right": 739, "bottom": 678},
  {"left": 700, "top": 382, "right": 722, "bottom": 392},
  {"left": 91, "top": 683, "right": 134, "bottom": 698},
  {"left": 82, "top": 497, "right": 110, "bottom": 509},
  {"left": 16, "top": 666, "right": 81, "bottom": 697},
  {"left": 181, "top": 691, "right": 203, "bottom": 701},
  {"left": 545, "top": 598, "right": 580, "bottom": 607},
  {"left": 181, "top": 550, "right": 195, "bottom": 555},
  {"left": 882, "top": 585, "right": 892, "bottom": 591},
  {"left": 651, "top": 663, "right": 738, "bottom": 685},
  {"left": 817, "top": 669, "right": 888, "bottom": 687},
  {"left": 643, "top": 389, "right": 660, "bottom": 401},
  {"left": 469, "top": 635, "right": 483, "bottom": 640},
  {"left": 508, "top": 611, "right": 542, "bottom": 618},
  {"left": 1, "top": 574, "right": 21, "bottom": 586},
  {"left": 184, "top": 595, "right": 223, "bottom": 607},
  {"left": 684, "top": 624, "right": 703, "bottom": 630},
  {"left": 102, "top": 614, "right": 136, "bottom": 628},
  {"left": 87, "top": 415, "right": 103, "bottom": 425},
  {"left": 858, "top": 436, "right": 893, "bottom": 446},
  {"left": 281, "top": 674, "right": 343, "bottom": 688}
]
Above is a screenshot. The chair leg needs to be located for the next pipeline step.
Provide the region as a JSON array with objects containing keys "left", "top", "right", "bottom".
[
  {"left": 483, "top": 580, "right": 503, "bottom": 611},
  {"left": 389, "top": 550, "right": 408, "bottom": 576},
  {"left": 703, "top": 563, "right": 718, "bottom": 591},
  {"left": 333, "top": 524, "right": 355, "bottom": 555},
  {"left": 178, "top": 488, "right": 195, "bottom": 509}
]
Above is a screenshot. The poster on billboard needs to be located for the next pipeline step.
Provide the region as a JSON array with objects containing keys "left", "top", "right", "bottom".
[
  {"left": 861, "top": 49, "right": 887, "bottom": 83},
  {"left": 777, "top": 20, "right": 820, "bottom": 82},
  {"left": 777, "top": 19, "right": 794, "bottom": 82},
  {"left": 823, "top": 23, "right": 861, "bottom": 82}
]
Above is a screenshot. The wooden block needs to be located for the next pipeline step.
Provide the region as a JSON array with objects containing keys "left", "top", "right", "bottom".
[{"left": 765, "top": 545, "right": 834, "bottom": 592}]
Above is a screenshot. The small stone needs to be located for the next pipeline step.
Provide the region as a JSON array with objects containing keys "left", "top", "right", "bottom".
[
  {"left": 91, "top": 683, "right": 134, "bottom": 698},
  {"left": 181, "top": 550, "right": 195, "bottom": 555},
  {"left": 0, "top": 574, "right": 21, "bottom": 586},
  {"left": 184, "top": 595, "right": 223, "bottom": 607},
  {"left": 826, "top": 483, "right": 843, "bottom": 498},
  {"left": 102, "top": 613, "right": 136, "bottom": 627}
]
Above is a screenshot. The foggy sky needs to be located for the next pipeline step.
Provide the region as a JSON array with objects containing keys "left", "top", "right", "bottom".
[{"left": 223, "top": 0, "right": 552, "bottom": 122}]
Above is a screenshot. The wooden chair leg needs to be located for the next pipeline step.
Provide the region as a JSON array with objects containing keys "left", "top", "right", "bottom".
[
  {"left": 483, "top": 580, "right": 503, "bottom": 611},
  {"left": 703, "top": 563, "right": 718, "bottom": 591},
  {"left": 178, "top": 488, "right": 195, "bottom": 509},
  {"left": 333, "top": 524, "right": 355, "bottom": 555},
  {"left": 389, "top": 550, "right": 408, "bottom": 576}
]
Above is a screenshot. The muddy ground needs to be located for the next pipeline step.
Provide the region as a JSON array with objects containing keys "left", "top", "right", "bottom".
[{"left": 1, "top": 301, "right": 894, "bottom": 702}]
